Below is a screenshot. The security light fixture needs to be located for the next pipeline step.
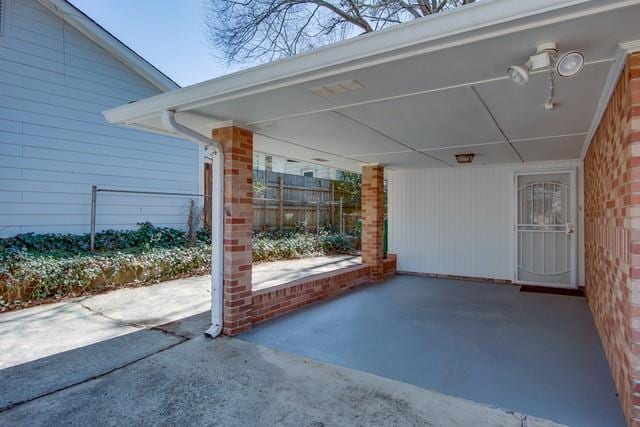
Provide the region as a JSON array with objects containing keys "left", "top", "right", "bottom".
[
  {"left": 508, "top": 43, "right": 584, "bottom": 85},
  {"left": 556, "top": 51, "right": 585, "bottom": 77},
  {"left": 507, "top": 42, "right": 585, "bottom": 111},
  {"left": 508, "top": 65, "right": 529, "bottom": 85},
  {"left": 455, "top": 153, "right": 475, "bottom": 164}
]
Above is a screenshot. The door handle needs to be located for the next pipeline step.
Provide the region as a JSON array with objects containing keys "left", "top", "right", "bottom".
[{"left": 566, "top": 223, "right": 574, "bottom": 236}]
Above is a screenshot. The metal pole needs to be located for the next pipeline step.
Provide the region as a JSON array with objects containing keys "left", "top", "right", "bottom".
[
  {"left": 316, "top": 201, "right": 320, "bottom": 234},
  {"left": 331, "top": 182, "right": 335, "bottom": 228},
  {"left": 339, "top": 197, "right": 344, "bottom": 235},
  {"left": 278, "top": 176, "right": 284, "bottom": 230},
  {"left": 90, "top": 185, "right": 97, "bottom": 252}
]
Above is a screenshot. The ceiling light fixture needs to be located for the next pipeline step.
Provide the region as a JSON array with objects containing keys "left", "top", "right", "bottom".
[
  {"left": 556, "top": 51, "right": 585, "bottom": 77},
  {"left": 507, "top": 42, "right": 584, "bottom": 111},
  {"left": 507, "top": 42, "right": 584, "bottom": 85},
  {"left": 455, "top": 153, "right": 475, "bottom": 164},
  {"left": 508, "top": 65, "right": 529, "bottom": 86}
]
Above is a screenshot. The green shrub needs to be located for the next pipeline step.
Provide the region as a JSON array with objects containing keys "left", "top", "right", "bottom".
[
  {"left": 0, "top": 222, "right": 210, "bottom": 255},
  {"left": 1, "top": 244, "right": 211, "bottom": 305},
  {"left": 252, "top": 230, "right": 357, "bottom": 262},
  {"left": 0, "top": 224, "right": 356, "bottom": 308}
]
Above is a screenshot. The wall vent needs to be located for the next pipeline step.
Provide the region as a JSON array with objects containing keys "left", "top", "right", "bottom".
[{"left": 309, "top": 80, "right": 364, "bottom": 97}]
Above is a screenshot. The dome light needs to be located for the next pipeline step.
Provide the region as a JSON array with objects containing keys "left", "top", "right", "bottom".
[{"left": 556, "top": 51, "right": 584, "bottom": 78}]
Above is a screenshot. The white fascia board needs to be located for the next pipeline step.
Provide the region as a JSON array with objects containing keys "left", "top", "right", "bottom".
[
  {"left": 103, "top": 0, "right": 640, "bottom": 126},
  {"left": 580, "top": 40, "right": 640, "bottom": 159},
  {"left": 38, "top": 0, "right": 179, "bottom": 92}
]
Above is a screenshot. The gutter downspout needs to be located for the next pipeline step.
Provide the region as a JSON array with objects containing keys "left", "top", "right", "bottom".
[{"left": 161, "top": 111, "right": 224, "bottom": 338}]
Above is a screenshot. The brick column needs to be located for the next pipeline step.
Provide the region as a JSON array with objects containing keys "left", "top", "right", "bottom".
[
  {"left": 361, "top": 164, "right": 384, "bottom": 281},
  {"left": 630, "top": 52, "right": 640, "bottom": 425},
  {"left": 212, "top": 126, "right": 253, "bottom": 336}
]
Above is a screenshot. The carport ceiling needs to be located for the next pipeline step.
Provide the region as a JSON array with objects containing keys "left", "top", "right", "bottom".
[{"left": 104, "top": 0, "right": 640, "bottom": 172}]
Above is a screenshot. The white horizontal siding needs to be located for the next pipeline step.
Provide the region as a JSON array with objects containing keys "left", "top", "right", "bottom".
[
  {"left": 388, "top": 160, "right": 584, "bottom": 283},
  {"left": 0, "top": 0, "right": 201, "bottom": 237}
]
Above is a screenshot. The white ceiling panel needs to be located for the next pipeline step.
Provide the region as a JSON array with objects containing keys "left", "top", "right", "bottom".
[
  {"left": 187, "top": 5, "right": 640, "bottom": 127},
  {"left": 474, "top": 61, "right": 610, "bottom": 140},
  {"left": 512, "top": 134, "right": 585, "bottom": 162},
  {"left": 253, "top": 133, "right": 363, "bottom": 172},
  {"left": 255, "top": 111, "right": 403, "bottom": 156},
  {"left": 352, "top": 151, "right": 450, "bottom": 169},
  {"left": 423, "top": 142, "right": 522, "bottom": 166},
  {"left": 338, "top": 87, "right": 504, "bottom": 150}
]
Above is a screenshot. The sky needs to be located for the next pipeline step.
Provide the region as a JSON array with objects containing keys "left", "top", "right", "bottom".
[{"left": 69, "top": 0, "right": 250, "bottom": 87}]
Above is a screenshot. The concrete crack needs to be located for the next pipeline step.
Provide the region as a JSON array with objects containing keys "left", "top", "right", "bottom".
[
  {"left": 73, "top": 301, "right": 193, "bottom": 339},
  {"left": 0, "top": 337, "right": 187, "bottom": 413}
]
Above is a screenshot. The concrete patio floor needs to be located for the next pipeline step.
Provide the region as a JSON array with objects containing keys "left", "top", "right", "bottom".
[
  {"left": 0, "top": 258, "right": 620, "bottom": 425},
  {"left": 0, "top": 335, "right": 560, "bottom": 426},
  {"left": 0, "top": 262, "right": 561, "bottom": 426},
  {"left": 0, "top": 255, "right": 358, "bottom": 370},
  {"left": 241, "top": 275, "right": 625, "bottom": 427}
]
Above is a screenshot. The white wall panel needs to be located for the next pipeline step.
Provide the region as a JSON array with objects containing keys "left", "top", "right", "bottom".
[
  {"left": 388, "top": 160, "right": 583, "bottom": 284},
  {"left": 0, "top": 0, "right": 201, "bottom": 237}
]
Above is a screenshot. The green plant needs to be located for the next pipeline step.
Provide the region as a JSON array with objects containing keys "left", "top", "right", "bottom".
[
  {"left": 0, "top": 225, "right": 356, "bottom": 309},
  {"left": 252, "top": 229, "right": 357, "bottom": 263},
  {"left": 337, "top": 171, "right": 361, "bottom": 206},
  {"left": 1, "top": 244, "right": 211, "bottom": 306}
]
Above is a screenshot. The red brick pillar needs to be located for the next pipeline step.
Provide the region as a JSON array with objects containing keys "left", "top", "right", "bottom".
[
  {"left": 629, "top": 52, "right": 640, "bottom": 425},
  {"left": 361, "top": 164, "right": 384, "bottom": 281},
  {"left": 212, "top": 126, "right": 253, "bottom": 336}
]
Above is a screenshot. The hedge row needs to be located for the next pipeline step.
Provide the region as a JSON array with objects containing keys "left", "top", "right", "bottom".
[{"left": 0, "top": 224, "right": 357, "bottom": 308}]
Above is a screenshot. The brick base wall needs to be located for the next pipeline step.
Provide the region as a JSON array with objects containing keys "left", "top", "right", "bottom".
[
  {"left": 383, "top": 254, "right": 397, "bottom": 278},
  {"left": 584, "top": 53, "right": 640, "bottom": 424},
  {"left": 251, "top": 265, "right": 372, "bottom": 324},
  {"left": 251, "top": 254, "right": 397, "bottom": 325}
]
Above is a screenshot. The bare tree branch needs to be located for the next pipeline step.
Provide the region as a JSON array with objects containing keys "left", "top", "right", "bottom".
[{"left": 205, "top": 0, "right": 476, "bottom": 64}]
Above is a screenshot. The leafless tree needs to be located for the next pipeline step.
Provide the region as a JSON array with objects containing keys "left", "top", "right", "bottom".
[{"left": 205, "top": 0, "right": 477, "bottom": 64}]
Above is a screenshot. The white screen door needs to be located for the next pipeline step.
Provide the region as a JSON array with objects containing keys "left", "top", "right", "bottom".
[{"left": 516, "top": 171, "right": 576, "bottom": 288}]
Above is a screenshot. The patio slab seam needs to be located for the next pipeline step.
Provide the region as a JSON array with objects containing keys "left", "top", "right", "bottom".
[{"left": 0, "top": 334, "right": 188, "bottom": 413}]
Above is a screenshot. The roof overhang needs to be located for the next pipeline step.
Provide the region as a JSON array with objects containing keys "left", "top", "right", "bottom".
[{"left": 103, "top": 0, "right": 640, "bottom": 172}]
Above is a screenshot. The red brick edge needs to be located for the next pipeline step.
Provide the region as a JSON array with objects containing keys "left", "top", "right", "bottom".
[
  {"left": 251, "top": 254, "right": 397, "bottom": 325},
  {"left": 383, "top": 254, "right": 397, "bottom": 278}
]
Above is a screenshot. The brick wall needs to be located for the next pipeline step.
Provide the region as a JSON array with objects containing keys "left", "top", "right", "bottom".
[
  {"left": 251, "top": 265, "right": 371, "bottom": 324},
  {"left": 383, "top": 254, "right": 397, "bottom": 279},
  {"left": 251, "top": 255, "right": 398, "bottom": 325},
  {"left": 213, "top": 126, "right": 254, "bottom": 336},
  {"left": 362, "top": 164, "right": 385, "bottom": 280},
  {"left": 584, "top": 53, "right": 640, "bottom": 424}
]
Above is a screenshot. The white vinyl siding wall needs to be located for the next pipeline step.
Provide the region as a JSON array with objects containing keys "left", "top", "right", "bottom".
[
  {"left": 387, "top": 159, "right": 584, "bottom": 284},
  {"left": 0, "top": 0, "right": 201, "bottom": 237}
]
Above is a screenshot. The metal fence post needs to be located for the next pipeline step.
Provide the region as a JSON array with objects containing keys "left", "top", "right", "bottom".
[
  {"left": 278, "top": 176, "right": 284, "bottom": 230},
  {"left": 316, "top": 201, "right": 320, "bottom": 233},
  {"left": 339, "top": 197, "right": 344, "bottom": 235},
  {"left": 90, "top": 185, "right": 97, "bottom": 252}
]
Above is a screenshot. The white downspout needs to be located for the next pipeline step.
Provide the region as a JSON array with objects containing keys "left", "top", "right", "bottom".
[{"left": 161, "top": 111, "right": 224, "bottom": 338}]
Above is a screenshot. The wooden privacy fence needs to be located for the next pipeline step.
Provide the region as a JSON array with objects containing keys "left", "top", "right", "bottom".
[
  {"left": 204, "top": 166, "right": 359, "bottom": 232},
  {"left": 253, "top": 170, "right": 360, "bottom": 232}
]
